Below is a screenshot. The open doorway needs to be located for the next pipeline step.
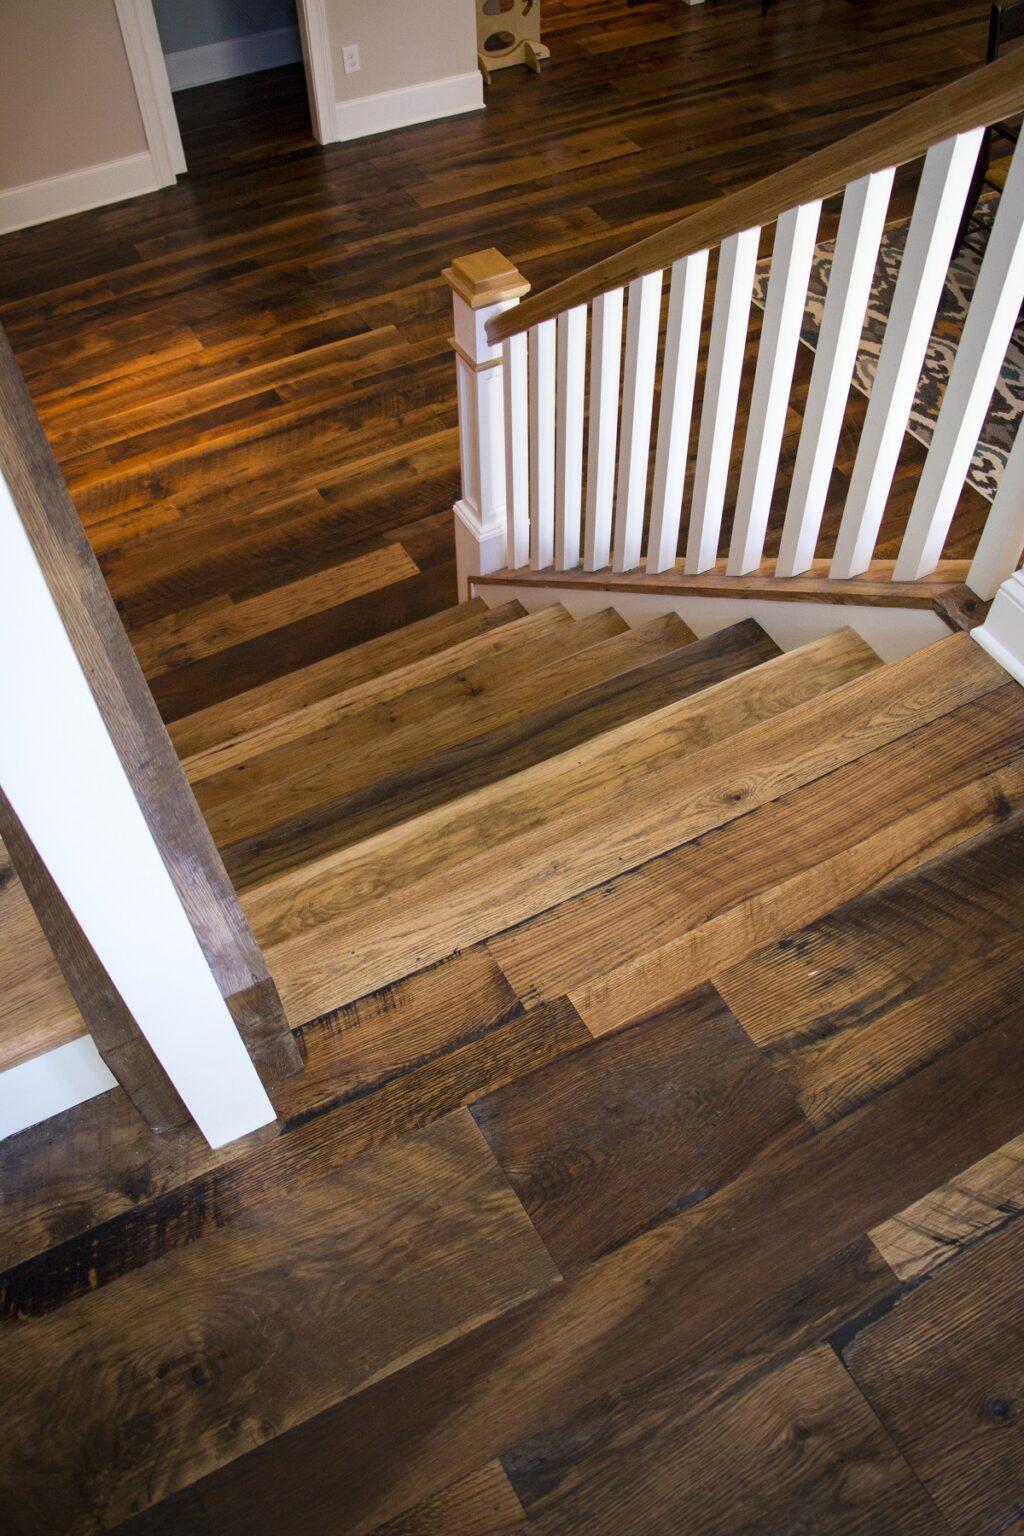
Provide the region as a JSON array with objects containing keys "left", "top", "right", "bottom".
[
  {"left": 156, "top": 0, "right": 314, "bottom": 173},
  {"left": 114, "top": 0, "right": 336, "bottom": 187}
]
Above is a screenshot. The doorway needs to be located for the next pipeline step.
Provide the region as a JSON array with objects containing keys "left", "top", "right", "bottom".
[{"left": 114, "top": 0, "right": 336, "bottom": 187}]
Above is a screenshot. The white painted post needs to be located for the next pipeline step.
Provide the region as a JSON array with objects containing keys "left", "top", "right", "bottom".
[
  {"left": 729, "top": 200, "right": 822, "bottom": 575},
  {"left": 613, "top": 270, "right": 663, "bottom": 573},
  {"left": 830, "top": 130, "right": 984, "bottom": 579},
  {"left": 529, "top": 318, "right": 557, "bottom": 569},
  {"left": 444, "top": 250, "right": 531, "bottom": 599},
  {"left": 974, "top": 568, "right": 1024, "bottom": 685},
  {"left": 895, "top": 134, "right": 1024, "bottom": 581},
  {"left": 686, "top": 226, "right": 760, "bottom": 573},
  {"left": 647, "top": 252, "right": 708, "bottom": 574},
  {"left": 584, "top": 287, "right": 624, "bottom": 572},
  {"left": 0, "top": 471, "right": 275, "bottom": 1150},
  {"left": 555, "top": 304, "right": 587, "bottom": 570},
  {"left": 776, "top": 169, "right": 894, "bottom": 577}
]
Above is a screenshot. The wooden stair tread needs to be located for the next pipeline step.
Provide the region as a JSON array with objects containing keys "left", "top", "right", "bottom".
[
  {"left": 250, "top": 628, "right": 892, "bottom": 1020},
  {"left": 193, "top": 608, "right": 634, "bottom": 844},
  {"left": 181, "top": 600, "right": 576, "bottom": 785},
  {"left": 168, "top": 596, "right": 525, "bottom": 761},
  {"left": 202, "top": 611, "right": 685, "bottom": 861},
  {"left": 220, "top": 618, "right": 781, "bottom": 888}
]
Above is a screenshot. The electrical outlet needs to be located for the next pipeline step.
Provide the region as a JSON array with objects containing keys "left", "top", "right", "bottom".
[{"left": 342, "top": 43, "right": 361, "bottom": 74}]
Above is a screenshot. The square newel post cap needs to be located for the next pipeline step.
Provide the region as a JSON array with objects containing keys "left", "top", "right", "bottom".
[{"left": 443, "top": 248, "right": 531, "bottom": 309}]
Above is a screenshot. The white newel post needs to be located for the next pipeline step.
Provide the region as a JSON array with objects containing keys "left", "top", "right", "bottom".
[
  {"left": 974, "top": 569, "right": 1024, "bottom": 687},
  {"left": 444, "top": 250, "right": 530, "bottom": 600}
]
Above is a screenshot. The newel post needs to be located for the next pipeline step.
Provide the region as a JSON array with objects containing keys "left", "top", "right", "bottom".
[{"left": 443, "top": 249, "right": 530, "bottom": 600}]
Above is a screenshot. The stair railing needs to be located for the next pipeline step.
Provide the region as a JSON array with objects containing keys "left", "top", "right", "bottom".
[{"left": 444, "top": 51, "right": 1024, "bottom": 674}]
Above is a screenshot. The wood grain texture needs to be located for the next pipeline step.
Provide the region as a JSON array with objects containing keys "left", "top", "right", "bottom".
[
  {"left": 254, "top": 629, "right": 882, "bottom": 1019},
  {"left": 138, "top": 1006, "right": 1024, "bottom": 1536},
  {"left": 474, "top": 558, "right": 972, "bottom": 607},
  {"left": 510, "top": 1344, "right": 943, "bottom": 1534},
  {"left": 489, "top": 682, "right": 1024, "bottom": 1027},
  {"left": 168, "top": 598, "right": 525, "bottom": 761},
  {"left": 368, "top": 1463, "right": 525, "bottom": 1536},
  {"left": 218, "top": 617, "right": 776, "bottom": 886},
  {"left": 870, "top": 1132, "right": 1024, "bottom": 1283},
  {"left": 489, "top": 48, "right": 1024, "bottom": 340},
  {"left": 0, "top": 1110, "right": 561, "bottom": 1534},
  {"left": 846, "top": 1218, "right": 1024, "bottom": 1535},
  {"left": 716, "top": 815, "right": 1024, "bottom": 1126},
  {"left": 471, "top": 983, "right": 808, "bottom": 1274}
]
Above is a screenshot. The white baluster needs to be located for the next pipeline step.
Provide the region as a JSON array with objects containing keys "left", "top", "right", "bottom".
[
  {"left": 830, "top": 130, "right": 983, "bottom": 578},
  {"left": 776, "top": 169, "right": 895, "bottom": 576},
  {"left": 529, "top": 318, "right": 557, "bottom": 569},
  {"left": 503, "top": 330, "right": 530, "bottom": 569},
  {"left": 444, "top": 250, "right": 530, "bottom": 598},
  {"left": 613, "top": 270, "right": 663, "bottom": 572},
  {"left": 555, "top": 304, "right": 587, "bottom": 569},
  {"left": 584, "top": 287, "right": 624, "bottom": 571},
  {"left": 968, "top": 422, "right": 1024, "bottom": 599},
  {"left": 646, "top": 252, "right": 708, "bottom": 573},
  {"left": 686, "top": 226, "right": 760, "bottom": 573},
  {"left": 728, "top": 200, "right": 822, "bottom": 575},
  {"left": 896, "top": 135, "right": 1024, "bottom": 581}
]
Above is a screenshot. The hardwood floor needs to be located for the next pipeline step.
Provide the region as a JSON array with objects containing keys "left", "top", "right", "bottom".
[
  {"left": 4, "top": 4, "right": 1024, "bottom": 1533},
  {"left": 0, "top": 0, "right": 993, "bottom": 724}
]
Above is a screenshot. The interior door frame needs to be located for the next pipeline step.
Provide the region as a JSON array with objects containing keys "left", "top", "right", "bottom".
[{"left": 114, "top": 0, "right": 338, "bottom": 181}]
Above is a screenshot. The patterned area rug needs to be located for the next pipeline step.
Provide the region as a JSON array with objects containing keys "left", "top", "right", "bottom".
[{"left": 752, "top": 202, "right": 1023, "bottom": 502}]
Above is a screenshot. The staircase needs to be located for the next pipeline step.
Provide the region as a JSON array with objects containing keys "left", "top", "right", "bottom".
[
  {"left": 3, "top": 591, "right": 1015, "bottom": 1084},
  {"left": 3, "top": 593, "right": 1024, "bottom": 1533}
]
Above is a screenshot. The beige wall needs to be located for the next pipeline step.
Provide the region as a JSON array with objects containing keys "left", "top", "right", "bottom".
[
  {"left": 325, "top": 0, "right": 477, "bottom": 102},
  {"left": 0, "top": 0, "right": 148, "bottom": 189}
]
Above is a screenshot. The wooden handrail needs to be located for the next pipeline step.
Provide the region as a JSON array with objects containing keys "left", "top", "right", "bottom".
[{"left": 487, "top": 49, "right": 1024, "bottom": 345}]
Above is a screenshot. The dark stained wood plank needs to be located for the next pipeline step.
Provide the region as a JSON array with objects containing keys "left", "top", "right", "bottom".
[
  {"left": 510, "top": 1344, "right": 943, "bottom": 1534},
  {"left": 129, "top": 1005, "right": 1024, "bottom": 1536},
  {"left": 471, "top": 983, "right": 808, "bottom": 1274},
  {"left": 488, "top": 683, "right": 1024, "bottom": 1027},
  {"left": 0, "top": 975, "right": 587, "bottom": 1298},
  {"left": 255, "top": 629, "right": 882, "bottom": 1022},
  {"left": 0, "top": 1110, "right": 561, "bottom": 1535},
  {"left": 870, "top": 1132, "right": 1024, "bottom": 1283},
  {"left": 218, "top": 617, "right": 777, "bottom": 887},
  {"left": 368, "top": 1463, "right": 526, "bottom": 1536},
  {"left": 845, "top": 1218, "right": 1024, "bottom": 1536},
  {"left": 716, "top": 816, "right": 1024, "bottom": 1127}
]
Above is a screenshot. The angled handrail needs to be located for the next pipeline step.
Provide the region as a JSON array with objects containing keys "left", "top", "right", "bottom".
[{"left": 487, "top": 48, "right": 1024, "bottom": 345}]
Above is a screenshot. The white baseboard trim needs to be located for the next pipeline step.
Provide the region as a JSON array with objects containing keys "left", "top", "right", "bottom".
[
  {"left": 973, "top": 571, "right": 1024, "bottom": 685},
  {"left": 0, "top": 1036, "right": 116, "bottom": 1142},
  {"left": 333, "top": 70, "right": 484, "bottom": 143},
  {"left": 166, "top": 24, "right": 302, "bottom": 91},
  {"left": 0, "top": 151, "right": 162, "bottom": 236}
]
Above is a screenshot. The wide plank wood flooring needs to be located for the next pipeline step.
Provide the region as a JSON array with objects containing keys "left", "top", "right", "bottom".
[
  {"left": 0, "top": 0, "right": 995, "bottom": 725},
  {"left": 2, "top": 3, "right": 1023, "bottom": 1533}
]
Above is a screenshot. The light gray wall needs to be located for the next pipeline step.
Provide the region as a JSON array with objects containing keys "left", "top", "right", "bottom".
[{"left": 153, "top": 0, "right": 297, "bottom": 55}]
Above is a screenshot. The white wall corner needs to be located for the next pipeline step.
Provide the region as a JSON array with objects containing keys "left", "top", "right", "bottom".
[
  {"left": 296, "top": 0, "right": 337, "bottom": 145},
  {"left": 973, "top": 569, "right": 1024, "bottom": 685},
  {"left": 454, "top": 498, "right": 506, "bottom": 602},
  {"left": 332, "top": 71, "right": 484, "bottom": 143},
  {"left": 162, "top": 25, "right": 302, "bottom": 91},
  {"left": 0, "top": 153, "right": 163, "bottom": 236}
]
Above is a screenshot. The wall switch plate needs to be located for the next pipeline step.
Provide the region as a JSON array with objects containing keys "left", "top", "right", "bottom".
[{"left": 342, "top": 43, "right": 361, "bottom": 74}]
